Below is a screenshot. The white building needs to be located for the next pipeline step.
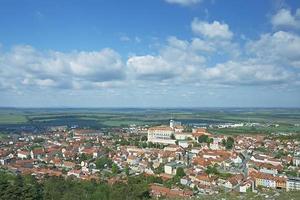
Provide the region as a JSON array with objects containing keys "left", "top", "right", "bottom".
[
  {"left": 164, "top": 162, "right": 185, "bottom": 175},
  {"left": 170, "top": 120, "right": 181, "bottom": 129},
  {"left": 148, "top": 126, "right": 176, "bottom": 144},
  {"left": 259, "top": 167, "right": 278, "bottom": 175},
  {"left": 174, "top": 132, "right": 193, "bottom": 140},
  {"left": 17, "top": 151, "right": 30, "bottom": 159},
  {"left": 293, "top": 156, "right": 300, "bottom": 166},
  {"left": 287, "top": 177, "right": 300, "bottom": 191}
]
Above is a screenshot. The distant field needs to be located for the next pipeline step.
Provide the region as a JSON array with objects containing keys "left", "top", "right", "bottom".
[
  {"left": 0, "top": 114, "right": 27, "bottom": 124},
  {"left": 0, "top": 108, "right": 299, "bottom": 133},
  {"left": 208, "top": 124, "right": 300, "bottom": 135}
]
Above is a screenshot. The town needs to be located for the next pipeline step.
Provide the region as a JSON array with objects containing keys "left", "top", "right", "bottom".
[{"left": 0, "top": 119, "right": 299, "bottom": 199}]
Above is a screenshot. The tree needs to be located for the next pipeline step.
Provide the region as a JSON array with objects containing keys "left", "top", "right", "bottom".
[
  {"left": 23, "top": 175, "right": 41, "bottom": 200},
  {"left": 79, "top": 153, "right": 92, "bottom": 162},
  {"left": 198, "top": 135, "right": 209, "bottom": 143},
  {"left": 184, "top": 126, "right": 192, "bottom": 132},
  {"left": 95, "top": 157, "right": 113, "bottom": 169},
  {"left": 170, "top": 134, "right": 175, "bottom": 140},
  {"left": 141, "top": 142, "right": 147, "bottom": 148},
  {"left": 141, "top": 135, "right": 147, "bottom": 141},
  {"left": 222, "top": 139, "right": 226, "bottom": 146},
  {"left": 0, "top": 173, "right": 10, "bottom": 200},
  {"left": 15, "top": 174, "right": 24, "bottom": 200},
  {"left": 225, "top": 137, "right": 234, "bottom": 149},
  {"left": 205, "top": 165, "right": 219, "bottom": 175},
  {"left": 207, "top": 138, "right": 213, "bottom": 146},
  {"left": 112, "top": 163, "right": 119, "bottom": 174},
  {"left": 176, "top": 167, "right": 185, "bottom": 178},
  {"left": 125, "top": 166, "right": 130, "bottom": 176}
]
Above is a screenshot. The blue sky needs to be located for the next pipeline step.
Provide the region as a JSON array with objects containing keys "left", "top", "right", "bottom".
[{"left": 0, "top": 0, "right": 300, "bottom": 107}]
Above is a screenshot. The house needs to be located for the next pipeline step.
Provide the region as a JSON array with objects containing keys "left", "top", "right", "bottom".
[
  {"left": 224, "top": 174, "right": 244, "bottom": 189},
  {"left": 174, "top": 125, "right": 184, "bottom": 133},
  {"left": 164, "top": 162, "right": 185, "bottom": 175},
  {"left": 257, "top": 162, "right": 283, "bottom": 175},
  {"left": 192, "top": 128, "right": 211, "bottom": 142},
  {"left": 50, "top": 157, "right": 62, "bottom": 167},
  {"left": 174, "top": 132, "right": 192, "bottom": 140},
  {"left": 127, "top": 155, "right": 140, "bottom": 165},
  {"left": 169, "top": 120, "right": 181, "bottom": 129},
  {"left": 286, "top": 177, "right": 300, "bottom": 191},
  {"left": 195, "top": 173, "right": 216, "bottom": 186},
  {"left": 239, "top": 178, "right": 254, "bottom": 193},
  {"left": 293, "top": 156, "right": 300, "bottom": 166},
  {"left": 62, "top": 161, "right": 76, "bottom": 169},
  {"left": 210, "top": 136, "right": 226, "bottom": 150},
  {"left": 17, "top": 150, "right": 30, "bottom": 159},
  {"left": 231, "top": 153, "right": 243, "bottom": 164},
  {"left": 30, "top": 148, "right": 45, "bottom": 159},
  {"left": 250, "top": 171, "right": 286, "bottom": 189},
  {"left": 149, "top": 183, "right": 193, "bottom": 199},
  {"left": 275, "top": 176, "right": 286, "bottom": 189},
  {"left": 178, "top": 141, "right": 189, "bottom": 148},
  {"left": 67, "top": 169, "right": 81, "bottom": 178},
  {"left": 180, "top": 176, "right": 191, "bottom": 186},
  {"left": 250, "top": 154, "right": 282, "bottom": 166},
  {"left": 0, "top": 156, "right": 13, "bottom": 165}
]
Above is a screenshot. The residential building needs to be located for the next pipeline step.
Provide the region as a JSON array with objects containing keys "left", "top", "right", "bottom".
[
  {"left": 164, "top": 162, "right": 185, "bottom": 175},
  {"left": 287, "top": 177, "right": 300, "bottom": 191}
]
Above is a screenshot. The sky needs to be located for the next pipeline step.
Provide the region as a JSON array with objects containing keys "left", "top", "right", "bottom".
[{"left": 0, "top": 0, "right": 300, "bottom": 108}]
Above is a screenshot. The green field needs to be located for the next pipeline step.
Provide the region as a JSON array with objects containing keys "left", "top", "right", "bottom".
[
  {"left": 0, "top": 108, "right": 299, "bottom": 134},
  {"left": 0, "top": 114, "right": 27, "bottom": 124}
]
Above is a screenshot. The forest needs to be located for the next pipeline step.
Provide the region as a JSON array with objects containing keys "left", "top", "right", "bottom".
[{"left": 0, "top": 171, "right": 161, "bottom": 200}]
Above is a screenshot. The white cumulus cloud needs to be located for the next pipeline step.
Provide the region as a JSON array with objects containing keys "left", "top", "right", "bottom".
[
  {"left": 191, "top": 18, "right": 233, "bottom": 40},
  {"left": 0, "top": 45, "right": 125, "bottom": 91},
  {"left": 165, "top": 0, "right": 202, "bottom": 6},
  {"left": 271, "top": 8, "right": 300, "bottom": 29}
]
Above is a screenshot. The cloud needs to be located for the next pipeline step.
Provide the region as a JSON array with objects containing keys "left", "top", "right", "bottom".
[
  {"left": 0, "top": 45, "right": 125, "bottom": 91},
  {"left": 165, "top": 0, "right": 202, "bottom": 6},
  {"left": 127, "top": 55, "right": 175, "bottom": 80},
  {"left": 1, "top": 18, "right": 299, "bottom": 96},
  {"left": 127, "top": 22, "right": 299, "bottom": 87},
  {"left": 246, "top": 31, "right": 300, "bottom": 68},
  {"left": 271, "top": 8, "right": 300, "bottom": 29},
  {"left": 120, "top": 36, "right": 131, "bottom": 42},
  {"left": 203, "top": 60, "right": 294, "bottom": 85},
  {"left": 191, "top": 18, "right": 233, "bottom": 40},
  {"left": 120, "top": 35, "right": 141, "bottom": 43},
  {"left": 127, "top": 36, "right": 205, "bottom": 81}
]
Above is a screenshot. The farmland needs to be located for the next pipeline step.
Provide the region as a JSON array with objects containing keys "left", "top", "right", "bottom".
[{"left": 0, "top": 107, "right": 299, "bottom": 134}]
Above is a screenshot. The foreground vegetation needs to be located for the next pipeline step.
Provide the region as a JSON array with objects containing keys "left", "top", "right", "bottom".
[{"left": 0, "top": 170, "right": 162, "bottom": 200}]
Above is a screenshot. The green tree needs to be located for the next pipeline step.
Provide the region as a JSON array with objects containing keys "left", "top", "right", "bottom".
[
  {"left": 176, "top": 167, "right": 185, "bottom": 178},
  {"left": 112, "top": 163, "right": 119, "bottom": 174},
  {"left": 225, "top": 137, "right": 234, "bottom": 149},
  {"left": 141, "top": 135, "right": 147, "bottom": 141},
  {"left": 125, "top": 166, "right": 130, "bottom": 176},
  {"left": 79, "top": 153, "right": 92, "bottom": 162},
  {"left": 0, "top": 173, "right": 10, "bottom": 200},
  {"left": 198, "top": 135, "right": 209, "bottom": 143},
  {"left": 205, "top": 165, "right": 219, "bottom": 175},
  {"left": 15, "top": 174, "right": 24, "bottom": 200},
  {"left": 43, "top": 176, "right": 65, "bottom": 200},
  {"left": 22, "top": 175, "right": 41, "bottom": 200},
  {"left": 170, "top": 134, "right": 175, "bottom": 140},
  {"left": 95, "top": 157, "right": 113, "bottom": 169}
]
